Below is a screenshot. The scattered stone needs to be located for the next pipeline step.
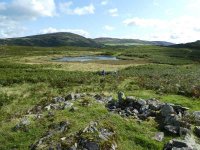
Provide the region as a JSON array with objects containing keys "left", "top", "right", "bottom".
[
  {"left": 194, "top": 126, "right": 200, "bottom": 137},
  {"left": 164, "top": 125, "right": 179, "bottom": 134},
  {"left": 153, "top": 132, "right": 164, "bottom": 142},
  {"left": 83, "top": 141, "right": 100, "bottom": 150},
  {"left": 179, "top": 127, "right": 190, "bottom": 136},
  {"left": 69, "top": 107, "right": 79, "bottom": 112},
  {"left": 164, "top": 134, "right": 200, "bottom": 150},
  {"left": 160, "top": 104, "right": 175, "bottom": 117},
  {"left": 12, "top": 117, "right": 30, "bottom": 132},
  {"left": 65, "top": 93, "right": 75, "bottom": 101},
  {"left": 118, "top": 91, "right": 125, "bottom": 102}
]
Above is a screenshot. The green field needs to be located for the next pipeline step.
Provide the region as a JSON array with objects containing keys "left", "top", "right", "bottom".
[{"left": 0, "top": 45, "right": 200, "bottom": 149}]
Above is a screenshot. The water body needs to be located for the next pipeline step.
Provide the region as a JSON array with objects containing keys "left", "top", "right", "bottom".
[{"left": 53, "top": 55, "right": 118, "bottom": 62}]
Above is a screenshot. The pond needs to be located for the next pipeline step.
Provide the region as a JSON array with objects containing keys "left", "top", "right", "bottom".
[{"left": 53, "top": 55, "right": 119, "bottom": 62}]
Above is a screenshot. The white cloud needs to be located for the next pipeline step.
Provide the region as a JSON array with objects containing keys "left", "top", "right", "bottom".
[
  {"left": 103, "top": 25, "right": 115, "bottom": 31},
  {"left": 0, "top": 16, "right": 27, "bottom": 38},
  {"left": 0, "top": 0, "right": 57, "bottom": 20},
  {"left": 101, "top": 0, "right": 109, "bottom": 5},
  {"left": 40, "top": 27, "right": 90, "bottom": 37},
  {"left": 59, "top": 2, "right": 95, "bottom": 15},
  {"left": 123, "top": 16, "right": 200, "bottom": 43},
  {"left": 108, "top": 8, "right": 118, "bottom": 17}
]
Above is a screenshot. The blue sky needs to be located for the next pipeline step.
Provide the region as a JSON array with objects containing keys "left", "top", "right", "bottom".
[{"left": 0, "top": 0, "right": 200, "bottom": 43}]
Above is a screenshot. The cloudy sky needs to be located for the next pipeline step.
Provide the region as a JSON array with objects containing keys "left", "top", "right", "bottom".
[{"left": 0, "top": 0, "right": 200, "bottom": 43}]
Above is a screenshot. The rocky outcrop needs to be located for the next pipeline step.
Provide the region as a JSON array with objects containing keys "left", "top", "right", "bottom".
[{"left": 10, "top": 92, "right": 200, "bottom": 149}]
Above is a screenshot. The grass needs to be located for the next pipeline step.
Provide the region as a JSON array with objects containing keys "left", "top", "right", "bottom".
[{"left": 0, "top": 45, "right": 200, "bottom": 149}]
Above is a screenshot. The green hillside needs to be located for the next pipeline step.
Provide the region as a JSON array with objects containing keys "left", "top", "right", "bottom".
[
  {"left": 94, "top": 38, "right": 174, "bottom": 46},
  {"left": 0, "top": 32, "right": 101, "bottom": 47}
]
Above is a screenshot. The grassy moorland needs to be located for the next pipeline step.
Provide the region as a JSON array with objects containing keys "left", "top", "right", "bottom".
[{"left": 0, "top": 45, "right": 200, "bottom": 149}]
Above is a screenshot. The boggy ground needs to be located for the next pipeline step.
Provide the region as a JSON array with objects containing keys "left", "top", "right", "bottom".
[{"left": 0, "top": 45, "right": 200, "bottom": 149}]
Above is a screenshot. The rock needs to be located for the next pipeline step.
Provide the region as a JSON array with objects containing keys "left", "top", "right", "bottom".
[
  {"left": 69, "top": 107, "right": 79, "bottom": 112},
  {"left": 56, "top": 143, "right": 62, "bottom": 150},
  {"left": 193, "top": 111, "right": 200, "bottom": 120},
  {"left": 153, "top": 132, "right": 164, "bottom": 142},
  {"left": 164, "top": 139, "right": 190, "bottom": 149},
  {"left": 74, "top": 93, "right": 81, "bottom": 99},
  {"left": 65, "top": 93, "right": 75, "bottom": 101},
  {"left": 139, "top": 105, "right": 149, "bottom": 113},
  {"left": 164, "top": 114, "right": 180, "bottom": 126},
  {"left": 147, "top": 99, "right": 162, "bottom": 111},
  {"left": 83, "top": 141, "right": 100, "bottom": 150},
  {"left": 58, "top": 121, "right": 70, "bottom": 133},
  {"left": 118, "top": 92, "right": 125, "bottom": 102},
  {"left": 126, "top": 96, "right": 136, "bottom": 102},
  {"left": 45, "top": 104, "right": 52, "bottom": 111},
  {"left": 179, "top": 127, "right": 190, "bottom": 136},
  {"left": 160, "top": 104, "right": 175, "bottom": 117},
  {"left": 12, "top": 117, "right": 30, "bottom": 132},
  {"left": 99, "top": 128, "right": 114, "bottom": 141},
  {"left": 164, "top": 125, "right": 179, "bottom": 134},
  {"left": 194, "top": 126, "right": 200, "bottom": 137},
  {"left": 164, "top": 134, "right": 200, "bottom": 150},
  {"left": 173, "top": 105, "right": 189, "bottom": 115},
  {"left": 61, "top": 137, "right": 66, "bottom": 141},
  {"left": 137, "top": 99, "right": 147, "bottom": 106},
  {"left": 53, "top": 97, "right": 65, "bottom": 103},
  {"left": 63, "top": 101, "right": 73, "bottom": 109}
]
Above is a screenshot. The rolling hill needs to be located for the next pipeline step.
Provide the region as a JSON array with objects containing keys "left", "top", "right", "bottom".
[
  {"left": 172, "top": 40, "right": 200, "bottom": 49},
  {"left": 0, "top": 32, "right": 101, "bottom": 47},
  {"left": 94, "top": 37, "right": 174, "bottom": 46}
]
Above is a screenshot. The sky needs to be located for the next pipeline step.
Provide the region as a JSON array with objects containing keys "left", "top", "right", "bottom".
[{"left": 0, "top": 0, "right": 200, "bottom": 43}]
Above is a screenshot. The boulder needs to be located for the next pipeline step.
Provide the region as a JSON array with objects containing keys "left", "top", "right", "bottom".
[
  {"left": 193, "top": 111, "right": 200, "bottom": 120},
  {"left": 53, "top": 97, "right": 65, "bottom": 103},
  {"left": 147, "top": 99, "right": 162, "bottom": 111},
  {"left": 153, "top": 132, "right": 164, "bottom": 142},
  {"left": 164, "top": 134, "right": 200, "bottom": 150},
  {"left": 164, "top": 114, "right": 180, "bottom": 126},
  {"left": 179, "top": 127, "right": 190, "bottom": 136},
  {"left": 160, "top": 104, "right": 175, "bottom": 117},
  {"left": 83, "top": 141, "right": 100, "bottom": 150},
  {"left": 118, "top": 92, "right": 125, "bottom": 102},
  {"left": 65, "top": 93, "right": 75, "bottom": 101},
  {"left": 164, "top": 125, "right": 179, "bottom": 134},
  {"left": 194, "top": 126, "right": 200, "bottom": 137}
]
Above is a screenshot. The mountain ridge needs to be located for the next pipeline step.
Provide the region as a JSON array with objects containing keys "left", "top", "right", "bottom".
[{"left": 0, "top": 32, "right": 175, "bottom": 47}]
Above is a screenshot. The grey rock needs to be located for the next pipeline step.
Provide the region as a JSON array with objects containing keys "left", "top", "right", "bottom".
[
  {"left": 147, "top": 99, "right": 162, "bottom": 111},
  {"left": 53, "top": 97, "right": 65, "bottom": 103},
  {"left": 63, "top": 101, "right": 73, "bottom": 109},
  {"left": 84, "top": 141, "right": 99, "bottom": 150},
  {"left": 193, "top": 111, "right": 200, "bottom": 120},
  {"left": 179, "top": 127, "right": 190, "bottom": 136},
  {"left": 194, "top": 126, "right": 200, "bottom": 137},
  {"left": 118, "top": 92, "right": 125, "bottom": 102},
  {"left": 164, "top": 114, "right": 180, "bottom": 126},
  {"left": 137, "top": 99, "right": 147, "bottom": 106},
  {"left": 126, "top": 96, "right": 136, "bottom": 101},
  {"left": 161, "top": 104, "right": 175, "bottom": 117},
  {"left": 164, "top": 125, "right": 179, "bottom": 134},
  {"left": 153, "top": 132, "right": 164, "bottom": 142},
  {"left": 65, "top": 93, "right": 75, "bottom": 101}
]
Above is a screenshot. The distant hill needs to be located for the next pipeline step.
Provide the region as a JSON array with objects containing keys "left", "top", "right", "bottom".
[
  {"left": 172, "top": 40, "right": 200, "bottom": 49},
  {"left": 94, "top": 38, "right": 174, "bottom": 46},
  {"left": 0, "top": 32, "right": 101, "bottom": 47}
]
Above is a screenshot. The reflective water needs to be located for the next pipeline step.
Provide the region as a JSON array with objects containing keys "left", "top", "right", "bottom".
[{"left": 54, "top": 56, "right": 118, "bottom": 62}]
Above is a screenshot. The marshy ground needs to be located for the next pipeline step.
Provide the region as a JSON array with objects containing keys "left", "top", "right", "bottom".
[{"left": 0, "top": 45, "right": 200, "bottom": 149}]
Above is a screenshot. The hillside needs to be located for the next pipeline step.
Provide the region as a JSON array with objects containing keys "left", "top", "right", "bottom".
[
  {"left": 0, "top": 32, "right": 101, "bottom": 47},
  {"left": 94, "top": 38, "right": 174, "bottom": 46},
  {"left": 172, "top": 40, "right": 200, "bottom": 49}
]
